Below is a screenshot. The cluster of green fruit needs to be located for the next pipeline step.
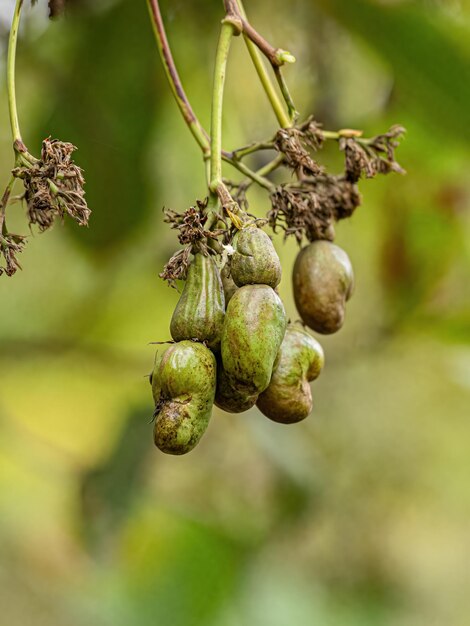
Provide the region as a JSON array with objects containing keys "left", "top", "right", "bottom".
[{"left": 150, "top": 226, "right": 354, "bottom": 455}]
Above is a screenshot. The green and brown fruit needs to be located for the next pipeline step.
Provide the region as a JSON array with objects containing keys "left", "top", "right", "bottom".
[
  {"left": 151, "top": 341, "right": 216, "bottom": 455},
  {"left": 220, "top": 262, "right": 238, "bottom": 307},
  {"left": 293, "top": 241, "right": 354, "bottom": 334},
  {"left": 214, "top": 357, "right": 258, "bottom": 414},
  {"left": 221, "top": 284, "right": 287, "bottom": 395},
  {"left": 170, "top": 253, "right": 225, "bottom": 350},
  {"left": 257, "top": 325, "right": 324, "bottom": 424},
  {"left": 231, "top": 226, "right": 282, "bottom": 289}
]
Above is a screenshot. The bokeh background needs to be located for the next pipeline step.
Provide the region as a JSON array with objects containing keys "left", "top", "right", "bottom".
[{"left": 0, "top": 0, "right": 469, "bottom": 624}]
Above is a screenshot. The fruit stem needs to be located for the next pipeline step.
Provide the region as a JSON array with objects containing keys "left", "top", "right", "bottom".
[
  {"left": 229, "top": 140, "right": 275, "bottom": 160},
  {"left": 236, "top": 154, "right": 285, "bottom": 192},
  {"left": 146, "top": 0, "right": 211, "bottom": 156},
  {"left": 7, "top": 0, "right": 27, "bottom": 152},
  {"left": 209, "top": 18, "right": 239, "bottom": 194},
  {"left": 274, "top": 66, "right": 298, "bottom": 123},
  {"left": 146, "top": 0, "right": 275, "bottom": 200},
  {"left": 223, "top": 156, "right": 275, "bottom": 192},
  {"left": 233, "top": 0, "right": 292, "bottom": 129}
]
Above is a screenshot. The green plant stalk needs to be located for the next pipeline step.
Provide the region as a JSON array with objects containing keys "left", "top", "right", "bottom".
[
  {"left": 274, "top": 66, "right": 298, "bottom": 123},
  {"left": 146, "top": 0, "right": 276, "bottom": 197},
  {"left": 237, "top": 154, "right": 285, "bottom": 191},
  {"left": 257, "top": 153, "right": 285, "bottom": 177},
  {"left": 223, "top": 156, "right": 274, "bottom": 191},
  {"left": 230, "top": 140, "right": 275, "bottom": 160},
  {"left": 244, "top": 37, "right": 290, "bottom": 129},
  {"left": 7, "top": 0, "right": 24, "bottom": 147},
  {"left": 146, "top": 0, "right": 210, "bottom": 156},
  {"left": 235, "top": 0, "right": 291, "bottom": 129},
  {"left": 209, "top": 20, "right": 236, "bottom": 194}
]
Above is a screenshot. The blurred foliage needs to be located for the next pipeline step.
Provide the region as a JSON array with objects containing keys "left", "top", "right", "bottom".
[
  {"left": 33, "top": 0, "right": 160, "bottom": 254},
  {"left": 0, "top": 0, "right": 469, "bottom": 625},
  {"left": 317, "top": 0, "right": 470, "bottom": 143}
]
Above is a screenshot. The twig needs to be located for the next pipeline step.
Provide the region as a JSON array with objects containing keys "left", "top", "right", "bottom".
[
  {"left": 234, "top": 0, "right": 292, "bottom": 128},
  {"left": 146, "top": 0, "right": 210, "bottom": 155}
]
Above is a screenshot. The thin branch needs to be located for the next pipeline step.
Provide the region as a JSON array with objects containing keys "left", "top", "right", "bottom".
[
  {"left": 146, "top": 0, "right": 210, "bottom": 155},
  {"left": 209, "top": 19, "right": 237, "bottom": 192},
  {"left": 223, "top": 156, "right": 275, "bottom": 191},
  {"left": 227, "top": 0, "right": 294, "bottom": 67},
  {"left": 234, "top": 154, "right": 285, "bottom": 193},
  {"left": 229, "top": 140, "right": 276, "bottom": 160},
  {"left": 274, "top": 66, "right": 298, "bottom": 123},
  {"left": 7, "top": 0, "right": 27, "bottom": 151},
  {"left": 234, "top": 0, "right": 291, "bottom": 128}
]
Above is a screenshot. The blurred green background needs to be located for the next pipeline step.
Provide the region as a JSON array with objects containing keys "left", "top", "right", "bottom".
[{"left": 0, "top": 0, "right": 469, "bottom": 624}]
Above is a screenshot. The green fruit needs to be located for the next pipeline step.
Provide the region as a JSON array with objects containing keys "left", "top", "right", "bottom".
[
  {"left": 231, "top": 226, "right": 282, "bottom": 288},
  {"left": 151, "top": 341, "right": 216, "bottom": 455},
  {"left": 221, "top": 262, "right": 238, "bottom": 307},
  {"left": 214, "top": 357, "right": 258, "bottom": 413},
  {"left": 221, "top": 284, "right": 287, "bottom": 394},
  {"left": 293, "top": 241, "right": 354, "bottom": 334},
  {"left": 257, "top": 325, "right": 324, "bottom": 424},
  {"left": 170, "top": 253, "right": 225, "bottom": 350}
]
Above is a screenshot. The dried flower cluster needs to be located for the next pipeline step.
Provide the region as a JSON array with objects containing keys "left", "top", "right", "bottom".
[
  {"left": 0, "top": 231, "right": 26, "bottom": 277},
  {"left": 274, "top": 126, "right": 321, "bottom": 178},
  {"left": 1, "top": 138, "right": 90, "bottom": 277},
  {"left": 269, "top": 176, "right": 361, "bottom": 243},
  {"left": 340, "top": 125, "right": 406, "bottom": 183},
  {"left": 268, "top": 120, "right": 405, "bottom": 243},
  {"left": 160, "top": 199, "right": 226, "bottom": 287},
  {"left": 13, "top": 138, "right": 90, "bottom": 232}
]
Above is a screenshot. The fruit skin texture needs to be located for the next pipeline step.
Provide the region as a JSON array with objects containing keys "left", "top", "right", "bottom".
[
  {"left": 293, "top": 241, "right": 354, "bottom": 334},
  {"left": 221, "top": 284, "right": 287, "bottom": 395},
  {"left": 151, "top": 341, "right": 216, "bottom": 455},
  {"left": 257, "top": 325, "right": 324, "bottom": 424},
  {"left": 231, "top": 227, "right": 282, "bottom": 289},
  {"left": 170, "top": 253, "right": 225, "bottom": 351},
  {"left": 214, "top": 357, "right": 258, "bottom": 413},
  {"left": 221, "top": 262, "right": 238, "bottom": 307}
]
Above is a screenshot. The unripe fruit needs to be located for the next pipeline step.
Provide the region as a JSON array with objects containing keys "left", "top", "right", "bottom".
[
  {"left": 170, "top": 253, "right": 225, "bottom": 350},
  {"left": 257, "top": 325, "right": 324, "bottom": 424},
  {"left": 220, "top": 262, "right": 238, "bottom": 307},
  {"left": 221, "top": 284, "right": 287, "bottom": 395},
  {"left": 214, "top": 357, "right": 258, "bottom": 413},
  {"left": 151, "top": 341, "right": 216, "bottom": 455},
  {"left": 231, "top": 227, "right": 282, "bottom": 288},
  {"left": 293, "top": 241, "right": 354, "bottom": 334}
]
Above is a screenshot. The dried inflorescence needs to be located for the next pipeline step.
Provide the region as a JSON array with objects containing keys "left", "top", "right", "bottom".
[
  {"left": 340, "top": 125, "right": 406, "bottom": 183},
  {"left": 268, "top": 121, "right": 404, "bottom": 243},
  {"left": 274, "top": 126, "right": 322, "bottom": 178},
  {"left": 160, "top": 199, "right": 226, "bottom": 287},
  {"left": 0, "top": 231, "right": 27, "bottom": 277},
  {"left": 13, "top": 138, "right": 90, "bottom": 232},
  {"left": 269, "top": 176, "right": 361, "bottom": 243},
  {"left": 160, "top": 119, "right": 405, "bottom": 277}
]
